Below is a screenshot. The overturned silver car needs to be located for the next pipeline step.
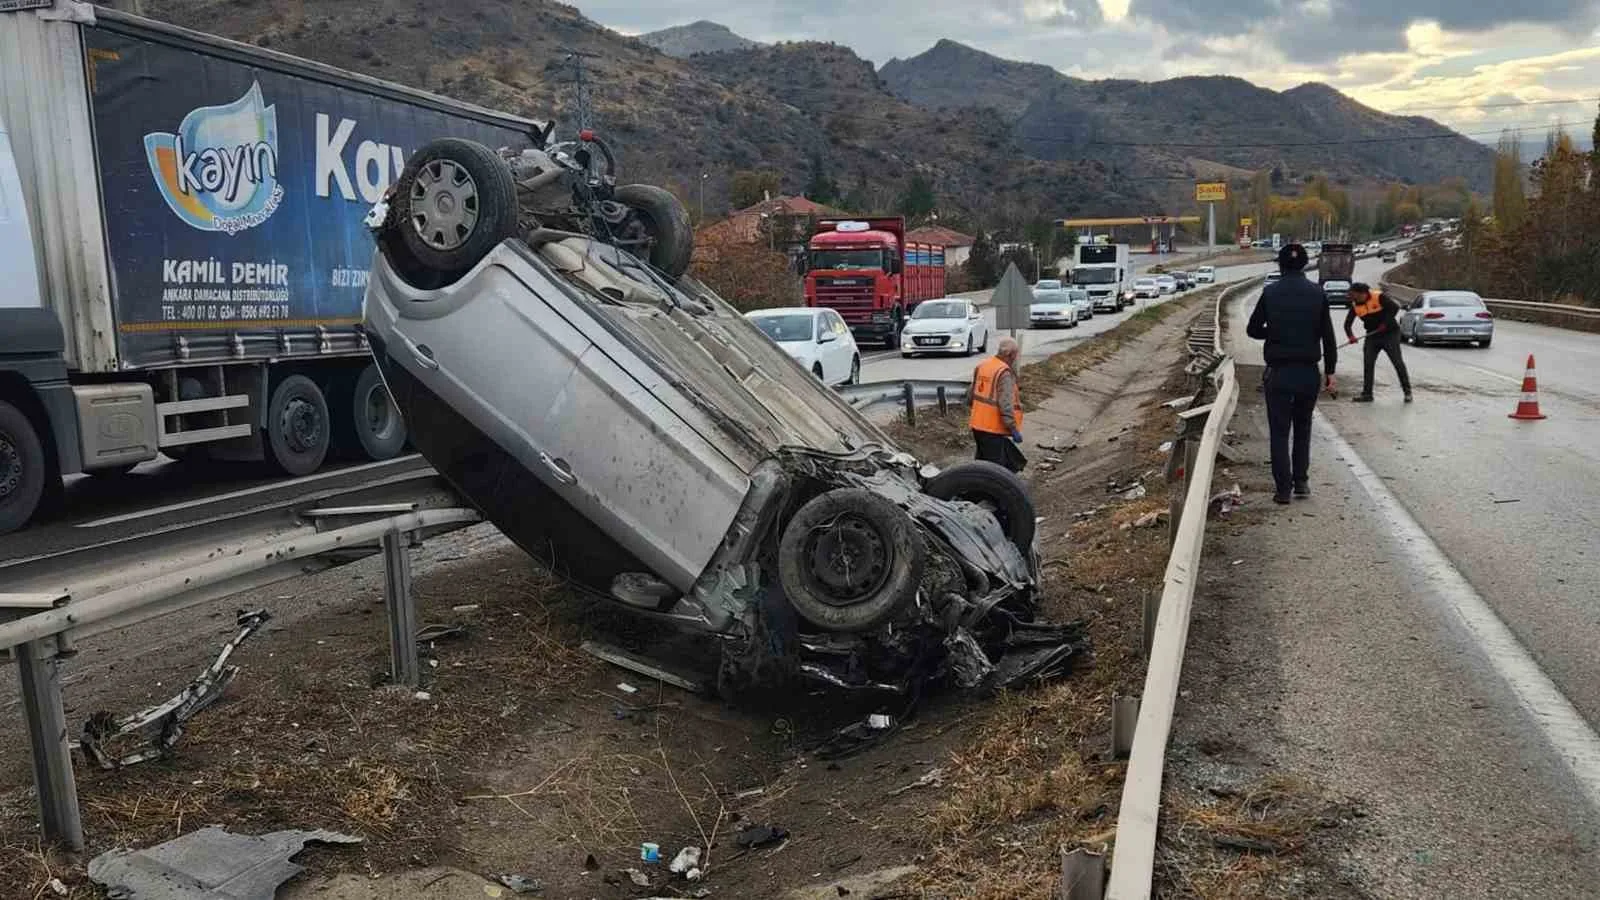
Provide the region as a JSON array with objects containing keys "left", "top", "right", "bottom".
[{"left": 362, "top": 136, "right": 1082, "bottom": 695}]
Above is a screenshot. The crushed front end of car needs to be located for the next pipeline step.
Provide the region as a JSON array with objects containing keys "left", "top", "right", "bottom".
[{"left": 362, "top": 137, "right": 1086, "bottom": 700}]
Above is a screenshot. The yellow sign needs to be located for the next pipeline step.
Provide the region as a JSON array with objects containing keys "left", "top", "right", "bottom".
[
  {"left": 1196, "top": 182, "right": 1228, "bottom": 203},
  {"left": 1240, "top": 217, "right": 1254, "bottom": 227}
]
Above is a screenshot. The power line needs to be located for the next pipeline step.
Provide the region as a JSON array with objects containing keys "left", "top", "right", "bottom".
[{"left": 1391, "top": 95, "right": 1600, "bottom": 113}]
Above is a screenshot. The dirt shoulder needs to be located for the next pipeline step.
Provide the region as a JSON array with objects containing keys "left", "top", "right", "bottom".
[{"left": 3, "top": 291, "right": 1218, "bottom": 900}]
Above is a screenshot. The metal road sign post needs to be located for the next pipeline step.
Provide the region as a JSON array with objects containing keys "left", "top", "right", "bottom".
[{"left": 992, "top": 262, "right": 1035, "bottom": 338}]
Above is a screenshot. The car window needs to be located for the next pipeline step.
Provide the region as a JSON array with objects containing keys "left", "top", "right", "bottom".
[
  {"left": 1428, "top": 294, "right": 1484, "bottom": 308},
  {"left": 913, "top": 301, "right": 965, "bottom": 319},
  {"left": 1035, "top": 280, "right": 1062, "bottom": 290},
  {"left": 750, "top": 313, "right": 818, "bottom": 342}
]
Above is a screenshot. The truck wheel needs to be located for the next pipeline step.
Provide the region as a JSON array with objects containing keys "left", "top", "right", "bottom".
[
  {"left": 0, "top": 399, "right": 46, "bottom": 534},
  {"left": 266, "top": 375, "right": 330, "bottom": 476},
  {"left": 392, "top": 138, "right": 518, "bottom": 283},
  {"left": 777, "top": 488, "right": 926, "bottom": 632},
  {"left": 349, "top": 364, "right": 408, "bottom": 461},
  {"left": 615, "top": 184, "right": 694, "bottom": 280},
  {"left": 923, "top": 461, "right": 1036, "bottom": 557}
]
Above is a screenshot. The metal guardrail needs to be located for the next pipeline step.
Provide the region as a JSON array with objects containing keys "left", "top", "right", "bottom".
[
  {"left": 837, "top": 378, "right": 970, "bottom": 418},
  {"left": 1382, "top": 280, "right": 1600, "bottom": 324},
  {"left": 1, "top": 469, "right": 479, "bottom": 850},
  {"left": 1106, "top": 278, "right": 1251, "bottom": 899}
]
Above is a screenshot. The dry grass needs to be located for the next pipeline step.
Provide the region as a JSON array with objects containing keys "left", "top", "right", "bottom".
[{"left": 1157, "top": 775, "right": 1357, "bottom": 899}]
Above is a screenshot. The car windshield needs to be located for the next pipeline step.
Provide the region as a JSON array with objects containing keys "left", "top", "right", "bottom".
[
  {"left": 1066, "top": 290, "right": 1089, "bottom": 302},
  {"left": 1035, "top": 280, "right": 1063, "bottom": 290},
  {"left": 1072, "top": 269, "right": 1117, "bottom": 284},
  {"left": 1428, "top": 294, "right": 1484, "bottom": 308},
  {"left": 1135, "top": 279, "right": 1156, "bottom": 287},
  {"left": 751, "top": 313, "right": 816, "bottom": 342},
  {"left": 811, "top": 249, "right": 885, "bottom": 271},
  {"left": 914, "top": 301, "right": 967, "bottom": 319}
]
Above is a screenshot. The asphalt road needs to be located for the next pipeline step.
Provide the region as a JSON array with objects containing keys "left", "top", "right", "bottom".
[
  {"left": 1225, "top": 257, "right": 1600, "bottom": 845},
  {"left": 859, "top": 249, "right": 1237, "bottom": 383}
]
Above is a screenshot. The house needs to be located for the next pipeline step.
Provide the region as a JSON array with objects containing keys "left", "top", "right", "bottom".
[
  {"left": 907, "top": 225, "right": 976, "bottom": 268},
  {"left": 694, "top": 195, "right": 845, "bottom": 263}
]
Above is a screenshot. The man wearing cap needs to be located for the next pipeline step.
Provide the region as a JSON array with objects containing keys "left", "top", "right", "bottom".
[
  {"left": 1343, "top": 282, "right": 1412, "bottom": 403},
  {"left": 1246, "top": 243, "right": 1338, "bottom": 504}
]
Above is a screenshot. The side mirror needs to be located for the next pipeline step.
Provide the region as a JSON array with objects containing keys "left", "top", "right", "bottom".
[
  {"left": 818, "top": 331, "right": 837, "bottom": 344},
  {"left": 889, "top": 257, "right": 903, "bottom": 275}
]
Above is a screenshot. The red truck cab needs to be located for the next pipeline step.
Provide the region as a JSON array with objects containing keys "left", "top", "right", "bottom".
[{"left": 803, "top": 217, "right": 945, "bottom": 347}]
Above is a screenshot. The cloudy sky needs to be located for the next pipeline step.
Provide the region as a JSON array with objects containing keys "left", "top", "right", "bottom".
[{"left": 581, "top": 0, "right": 1600, "bottom": 143}]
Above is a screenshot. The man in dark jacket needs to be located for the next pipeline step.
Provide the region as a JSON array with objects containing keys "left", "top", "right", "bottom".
[
  {"left": 1343, "top": 282, "right": 1412, "bottom": 403},
  {"left": 1247, "top": 243, "right": 1338, "bottom": 504}
]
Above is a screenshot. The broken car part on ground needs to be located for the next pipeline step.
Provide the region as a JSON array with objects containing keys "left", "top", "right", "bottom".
[
  {"left": 87, "top": 826, "right": 361, "bottom": 899},
  {"left": 362, "top": 136, "right": 1087, "bottom": 700}
]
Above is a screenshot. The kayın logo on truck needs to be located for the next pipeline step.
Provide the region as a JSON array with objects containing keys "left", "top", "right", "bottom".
[{"left": 144, "top": 82, "right": 283, "bottom": 234}]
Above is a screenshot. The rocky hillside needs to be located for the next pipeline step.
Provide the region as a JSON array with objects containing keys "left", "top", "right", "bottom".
[
  {"left": 110, "top": 1, "right": 1142, "bottom": 224},
  {"left": 637, "top": 20, "right": 758, "bottom": 57},
  {"left": 883, "top": 41, "right": 1497, "bottom": 194}
]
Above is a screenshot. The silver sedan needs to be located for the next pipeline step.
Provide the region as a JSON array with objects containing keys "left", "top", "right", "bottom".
[{"left": 1399, "top": 290, "right": 1494, "bottom": 348}]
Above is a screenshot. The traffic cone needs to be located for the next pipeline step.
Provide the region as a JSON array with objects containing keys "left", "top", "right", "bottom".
[{"left": 1508, "top": 354, "right": 1547, "bottom": 420}]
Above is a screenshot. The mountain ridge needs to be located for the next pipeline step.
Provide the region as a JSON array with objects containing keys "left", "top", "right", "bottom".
[{"left": 637, "top": 20, "right": 759, "bottom": 58}]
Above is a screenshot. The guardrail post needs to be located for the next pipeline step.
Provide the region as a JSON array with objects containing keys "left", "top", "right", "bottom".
[
  {"left": 902, "top": 382, "right": 916, "bottom": 426},
  {"left": 937, "top": 385, "right": 948, "bottom": 417},
  {"left": 382, "top": 529, "right": 420, "bottom": 688},
  {"left": 1059, "top": 847, "right": 1107, "bottom": 900},
  {"left": 1111, "top": 695, "right": 1140, "bottom": 759},
  {"left": 17, "top": 639, "right": 83, "bottom": 850}
]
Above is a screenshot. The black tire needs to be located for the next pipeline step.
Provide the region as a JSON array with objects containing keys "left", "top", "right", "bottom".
[
  {"left": 777, "top": 488, "right": 926, "bottom": 632},
  {"left": 266, "top": 374, "right": 330, "bottom": 476},
  {"left": 1480, "top": 338, "right": 1492, "bottom": 348},
  {"left": 980, "top": 331, "right": 988, "bottom": 352},
  {"left": 615, "top": 184, "right": 694, "bottom": 280},
  {"left": 901, "top": 352, "right": 914, "bottom": 359},
  {"left": 923, "top": 461, "right": 1036, "bottom": 555},
  {"left": 349, "top": 364, "right": 408, "bottom": 461},
  {"left": 0, "top": 399, "right": 46, "bottom": 534},
  {"left": 391, "top": 138, "right": 518, "bottom": 283},
  {"left": 812, "top": 362, "right": 825, "bottom": 380},
  {"left": 848, "top": 355, "right": 860, "bottom": 385},
  {"left": 964, "top": 333, "right": 975, "bottom": 357}
]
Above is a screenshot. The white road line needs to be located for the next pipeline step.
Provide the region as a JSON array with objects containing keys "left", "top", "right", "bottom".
[
  {"left": 74, "top": 456, "right": 421, "bottom": 529},
  {"left": 1315, "top": 413, "right": 1600, "bottom": 811}
]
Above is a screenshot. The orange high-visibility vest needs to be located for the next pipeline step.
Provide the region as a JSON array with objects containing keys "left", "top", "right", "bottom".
[
  {"left": 1352, "top": 290, "right": 1383, "bottom": 318},
  {"left": 969, "top": 356, "right": 1022, "bottom": 434}
]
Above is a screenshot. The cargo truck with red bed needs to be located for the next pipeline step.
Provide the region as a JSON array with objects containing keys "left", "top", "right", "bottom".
[{"left": 802, "top": 217, "right": 945, "bottom": 347}]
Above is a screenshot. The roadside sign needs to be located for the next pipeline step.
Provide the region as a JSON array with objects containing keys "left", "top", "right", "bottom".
[
  {"left": 992, "top": 262, "right": 1034, "bottom": 332},
  {"left": 1271, "top": 233, "right": 1282, "bottom": 251},
  {"left": 1195, "top": 182, "right": 1228, "bottom": 203},
  {"left": 1240, "top": 217, "right": 1254, "bottom": 227}
]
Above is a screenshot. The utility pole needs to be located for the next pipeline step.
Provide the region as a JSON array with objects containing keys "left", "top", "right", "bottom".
[
  {"left": 561, "top": 47, "right": 600, "bottom": 135},
  {"left": 699, "top": 173, "right": 708, "bottom": 224}
]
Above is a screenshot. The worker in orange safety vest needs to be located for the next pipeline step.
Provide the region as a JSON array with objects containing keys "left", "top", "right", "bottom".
[{"left": 969, "top": 336, "right": 1026, "bottom": 472}]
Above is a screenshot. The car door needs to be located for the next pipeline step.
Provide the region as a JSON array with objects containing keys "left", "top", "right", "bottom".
[
  {"left": 822, "top": 311, "right": 851, "bottom": 383},
  {"left": 969, "top": 303, "right": 987, "bottom": 346}
]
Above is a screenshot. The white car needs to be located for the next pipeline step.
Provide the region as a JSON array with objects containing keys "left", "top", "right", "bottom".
[
  {"left": 1029, "top": 283, "right": 1081, "bottom": 329},
  {"left": 901, "top": 298, "right": 989, "bottom": 357},
  {"left": 1193, "top": 266, "right": 1215, "bottom": 284},
  {"left": 1131, "top": 277, "right": 1160, "bottom": 300},
  {"left": 1155, "top": 275, "right": 1177, "bottom": 294},
  {"left": 1068, "top": 288, "right": 1094, "bottom": 320},
  {"left": 746, "top": 307, "right": 861, "bottom": 385}
]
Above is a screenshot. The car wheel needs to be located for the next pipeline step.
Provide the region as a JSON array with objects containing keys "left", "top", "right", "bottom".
[
  {"left": 349, "top": 363, "right": 408, "bottom": 461},
  {"left": 265, "top": 374, "right": 331, "bottom": 476},
  {"left": 901, "top": 352, "right": 913, "bottom": 359},
  {"left": 980, "top": 331, "right": 988, "bottom": 352},
  {"left": 615, "top": 183, "right": 694, "bottom": 280},
  {"left": 964, "top": 333, "right": 974, "bottom": 356},
  {"left": 390, "top": 138, "right": 519, "bottom": 284},
  {"left": 812, "top": 362, "right": 825, "bottom": 380},
  {"left": 1480, "top": 338, "right": 1492, "bottom": 348},
  {"left": 922, "top": 460, "right": 1036, "bottom": 557},
  {"left": 0, "top": 399, "right": 47, "bottom": 534},
  {"left": 777, "top": 488, "right": 926, "bottom": 632},
  {"left": 848, "top": 355, "right": 860, "bottom": 385}
]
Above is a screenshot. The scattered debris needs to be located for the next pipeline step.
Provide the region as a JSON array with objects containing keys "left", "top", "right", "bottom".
[
  {"left": 413, "top": 690, "right": 432, "bottom": 702},
  {"left": 735, "top": 823, "right": 789, "bottom": 849},
  {"left": 582, "top": 640, "right": 703, "bottom": 693},
  {"left": 617, "top": 682, "right": 640, "bottom": 694},
  {"left": 641, "top": 842, "right": 661, "bottom": 863},
  {"left": 1231, "top": 559, "right": 1244, "bottom": 566},
  {"left": 1044, "top": 455, "right": 1064, "bottom": 464},
  {"left": 415, "top": 623, "right": 466, "bottom": 643},
  {"left": 87, "top": 826, "right": 361, "bottom": 899},
  {"left": 497, "top": 873, "right": 544, "bottom": 894},
  {"left": 1120, "top": 484, "right": 1147, "bottom": 501},
  {"left": 1209, "top": 484, "right": 1244, "bottom": 514},
  {"left": 670, "top": 846, "right": 703, "bottom": 879},
  {"left": 888, "top": 767, "right": 946, "bottom": 797},
  {"left": 1159, "top": 441, "right": 1174, "bottom": 454},
  {"left": 584, "top": 854, "right": 600, "bottom": 871},
  {"left": 80, "top": 609, "right": 271, "bottom": 769},
  {"left": 867, "top": 713, "right": 894, "bottom": 730},
  {"left": 624, "top": 868, "right": 652, "bottom": 887},
  {"left": 451, "top": 603, "right": 481, "bottom": 614},
  {"left": 1037, "top": 441, "right": 1077, "bottom": 453},
  {"left": 1162, "top": 395, "right": 1197, "bottom": 409},
  {"left": 45, "top": 878, "right": 67, "bottom": 897},
  {"left": 1492, "top": 498, "right": 1522, "bottom": 505},
  {"left": 1133, "top": 510, "right": 1165, "bottom": 529}
]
